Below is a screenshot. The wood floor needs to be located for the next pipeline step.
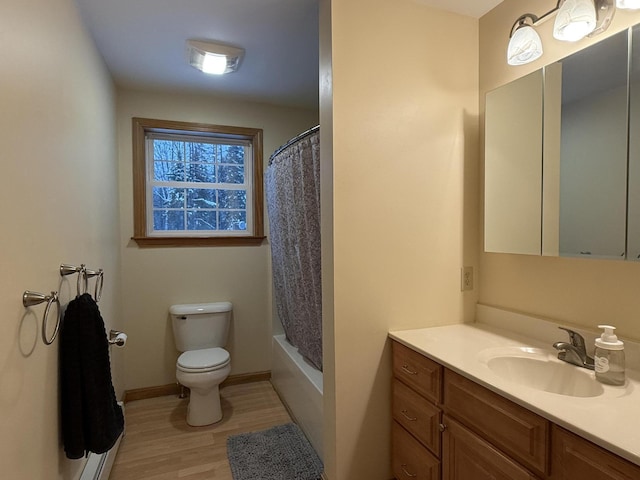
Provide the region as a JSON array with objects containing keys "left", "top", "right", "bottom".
[{"left": 110, "top": 381, "right": 292, "bottom": 479}]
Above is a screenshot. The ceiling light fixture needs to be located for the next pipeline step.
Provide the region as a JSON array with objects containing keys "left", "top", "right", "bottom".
[
  {"left": 186, "top": 40, "right": 244, "bottom": 75},
  {"left": 507, "top": 14, "right": 544, "bottom": 65},
  {"left": 507, "top": 0, "right": 615, "bottom": 66}
]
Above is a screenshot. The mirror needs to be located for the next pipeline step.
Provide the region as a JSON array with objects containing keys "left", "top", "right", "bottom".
[
  {"left": 553, "top": 30, "right": 628, "bottom": 259},
  {"left": 485, "top": 70, "right": 543, "bottom": 255},
  {"left": 485, "top": 28, "right": 632, "bottom": 260},
  {"left": 628, "top": 24, "right": 640, "bottom": 261}
]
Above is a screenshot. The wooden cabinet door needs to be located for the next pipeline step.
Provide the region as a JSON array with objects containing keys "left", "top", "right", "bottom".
[
  {"left": 442, "top": 415, "right": 539, "bottom": 480},
  {"left": 393, "top": 421, "right": 440, "bottom": 480},
  {"left": 443, "top": 369, "right": 548, "bottom": 477},
  {"left": 550, "top": 425, "right": 640, "bottom": 480}
]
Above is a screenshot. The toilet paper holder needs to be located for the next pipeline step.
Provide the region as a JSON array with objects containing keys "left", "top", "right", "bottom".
[{"left": 108, "top": 330, "right": 127, "bottom": 347}]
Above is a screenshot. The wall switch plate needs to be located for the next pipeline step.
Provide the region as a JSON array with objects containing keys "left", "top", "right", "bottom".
[{"left": 461, "top": 266, "right": 473, "bottom": 291}]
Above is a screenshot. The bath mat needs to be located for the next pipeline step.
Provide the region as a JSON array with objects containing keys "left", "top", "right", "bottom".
[{"left": 227, "top": 423, "right": 323, "bottom": 480}]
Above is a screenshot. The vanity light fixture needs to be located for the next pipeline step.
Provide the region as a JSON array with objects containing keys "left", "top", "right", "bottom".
[
  {"left": 617, "top": 0, "right": 640, "bottom": 9},
  {"left": 186, "top": 40, "right": 244, "bottom": 75},
  {"left": 507, "top": 0, "right": 615, "bottom": 66},
  {"left": 508, "top": 14, "right": 544, "bottom": 65}
]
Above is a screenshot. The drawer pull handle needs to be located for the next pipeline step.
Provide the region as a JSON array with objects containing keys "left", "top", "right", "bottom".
[
  {"left": 400, "top": 464, "right": 417, "bottom": 478},
  {"left": 401, "top": 409, "right": 417, "bottom": 421},
  {"left": 439, "top": 423, "right": 447, "bottom": 432},
  {"left": 401, "top": 364, "right": 418, "bottom": 375}
]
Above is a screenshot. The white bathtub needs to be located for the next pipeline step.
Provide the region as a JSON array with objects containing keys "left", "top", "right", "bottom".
[{"left": 271, "top": 334, "right": 323, "bottom": 460}]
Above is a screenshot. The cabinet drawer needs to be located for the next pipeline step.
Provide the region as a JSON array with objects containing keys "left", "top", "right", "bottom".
[
  {"left": 392, "top": 379, "right": 441, "bottom": 456},
  {"left": 444, "top": 369, "right": 549, "bottom": 477},
  {"left": 392, "top": 421, "right": 440, "bottom": 480},
  {"left": 442, "top": 415, "right": 540, "bottom": 480},
  {"left": 393, "top": 341, "right": 442, "bottom": 404},
  {"left": 550, "top": 425, "right": 640, "bottom": 479}
]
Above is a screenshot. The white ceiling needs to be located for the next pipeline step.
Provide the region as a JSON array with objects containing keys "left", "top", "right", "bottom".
[{"left": 74, "top": 0, "right": 502, "bottom": 110}]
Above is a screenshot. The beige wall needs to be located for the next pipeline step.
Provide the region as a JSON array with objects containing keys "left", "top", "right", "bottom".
[
  {"left": 480, "top": 1, "right": 640, "bottom": 339},
  {"left": 0, "top": 0, "right": 121, "bottom": 478},
  {"left": 116, "top": 89, "right": 318, "bottom": 390},
  {"left": 324, "top": 1, "right": 479, "bottom": 477}
]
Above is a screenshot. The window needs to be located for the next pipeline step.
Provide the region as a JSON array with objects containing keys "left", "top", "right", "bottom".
[{"left": 132, "top": 118, "right": 265, "bottom": 247}]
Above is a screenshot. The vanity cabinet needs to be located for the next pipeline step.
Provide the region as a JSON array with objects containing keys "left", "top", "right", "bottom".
[{"left": 391, "top": 339, "right": 640, "bottom": 480}]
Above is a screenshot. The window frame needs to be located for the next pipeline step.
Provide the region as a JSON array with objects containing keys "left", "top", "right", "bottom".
[{"left": 132, "top": 117, "right": 265, "bottom": 247}]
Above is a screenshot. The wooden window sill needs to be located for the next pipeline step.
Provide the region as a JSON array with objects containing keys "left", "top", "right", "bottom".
[{"left": 131, "top": 236, "right": 266, "bottom": 248}]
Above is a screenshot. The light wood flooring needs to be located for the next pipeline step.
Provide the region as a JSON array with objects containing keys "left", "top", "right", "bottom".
[{"left": 110, "top": 381, "right": 292, "bottom": 479}]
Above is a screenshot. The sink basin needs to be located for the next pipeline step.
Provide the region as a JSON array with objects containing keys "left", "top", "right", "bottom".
[{"left": 478, "top": 347, "right": 604, "bottom": 397}]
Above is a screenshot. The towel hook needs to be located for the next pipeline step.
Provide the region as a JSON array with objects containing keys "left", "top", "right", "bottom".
[
  {"left": 23, "top": 290, "right": 61, "bottom": 345},
  {"left": 85, "top": 268, "right": 104, "bottom": 302}
]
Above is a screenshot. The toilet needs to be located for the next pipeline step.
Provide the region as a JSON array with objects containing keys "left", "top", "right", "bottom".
[{"left": 170, "top": 301, "right": 232, "bottom": 426}]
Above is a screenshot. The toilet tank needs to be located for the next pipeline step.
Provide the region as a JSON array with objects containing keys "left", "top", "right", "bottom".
[{"left": 170, "top": 302, "right": 232, "bottom": 352}]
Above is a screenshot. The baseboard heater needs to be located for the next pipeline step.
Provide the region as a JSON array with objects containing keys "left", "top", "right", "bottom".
[{"left": 79, "top": 402, "right": 125, "bottom": 480}]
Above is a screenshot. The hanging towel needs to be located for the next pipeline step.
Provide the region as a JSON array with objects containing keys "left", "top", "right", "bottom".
[{"left": 60, "top": 293, "right": 124, "bottom": 459}]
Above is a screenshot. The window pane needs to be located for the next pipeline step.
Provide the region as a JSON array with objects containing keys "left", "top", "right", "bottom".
[
  {"left": 153, "top": 140, "right": 183, "bottom": 161},
  {"left": 218, "top": 165, "right": 244, "bottom": 184},
  {"left": 186, "top": 142, "right": 215, "bottom": 163},
  {"left": 188, "top": 210, "right": 217, "bottom": 230},
  {"left": 154, "top": 161, "right": 184, "bottom": 181},
  {"left": 153, "top": 210, "right": 185, "bottom": 231},
  {"left": 220, "top": 211, "right": 247, "bottom": 231},
  {"left": 218, "top": 189, "right": 246, "bottom": 209},
  {"left": 220, "top": 145, "right": 245, "bottom": 165},
  {"left": 187, "top": 163, "right": 216, "bottom": 183},
  {"left": 153, "top": 187, "right": 185, "bottom": 208},
  {"left": 187, "top": 188, "right": 217, "bottom": 208}
]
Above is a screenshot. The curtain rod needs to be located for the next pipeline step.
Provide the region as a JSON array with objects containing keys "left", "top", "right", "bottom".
[{"left": 268, "top": 124, "right": 320, "bottom": 165}]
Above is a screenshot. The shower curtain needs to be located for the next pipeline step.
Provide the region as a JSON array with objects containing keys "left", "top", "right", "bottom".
[{"left": 265, "top": 127, "right": 322, "bottom": 370}]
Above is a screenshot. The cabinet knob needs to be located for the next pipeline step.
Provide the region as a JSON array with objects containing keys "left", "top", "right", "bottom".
[{"left": 439, "top": 423, "right": 447, "bottom": 432}]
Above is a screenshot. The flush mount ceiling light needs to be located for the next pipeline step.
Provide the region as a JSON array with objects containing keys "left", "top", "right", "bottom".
[
  {"left": 186, "top": 40, "right": 244, "bottom": 75},
  {"left": 508, "top": 14, "right": 544, "bottom": 65}
]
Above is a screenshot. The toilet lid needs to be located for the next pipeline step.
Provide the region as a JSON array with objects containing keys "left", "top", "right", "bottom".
[{"left": 177, "top": 348, "right": 230, "bottom": 372}]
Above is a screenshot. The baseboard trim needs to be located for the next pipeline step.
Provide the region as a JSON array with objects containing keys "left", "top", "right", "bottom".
[{"left": 123, "top": 371, "right": 272, "bottom": 403}]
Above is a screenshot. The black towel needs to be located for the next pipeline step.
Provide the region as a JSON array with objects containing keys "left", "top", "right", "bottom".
[{"left": 60, "top": 293, "right": 124, "bottom": 459}]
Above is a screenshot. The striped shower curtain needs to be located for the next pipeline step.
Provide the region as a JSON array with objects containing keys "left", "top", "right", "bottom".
[{"left": 265, "top": 128, "right": 322, "bottom": 370}]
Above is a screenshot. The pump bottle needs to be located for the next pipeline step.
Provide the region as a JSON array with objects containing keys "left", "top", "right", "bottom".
[{"left": 594, "top": 325, "right": 625, "bottom": 386}]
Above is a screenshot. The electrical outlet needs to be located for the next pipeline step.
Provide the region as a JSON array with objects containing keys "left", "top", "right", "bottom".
[{"left": 461, "top": 266, "right": 473, "bottom": 291}]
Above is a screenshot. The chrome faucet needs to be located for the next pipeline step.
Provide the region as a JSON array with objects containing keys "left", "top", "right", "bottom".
[{"left": 553, "top": 327, "right": 595, "bottom": 370}]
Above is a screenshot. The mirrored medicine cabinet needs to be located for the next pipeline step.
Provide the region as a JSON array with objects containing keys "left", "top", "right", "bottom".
[{"left": 485, "top": 24, "right": 640, "bottom": 261}]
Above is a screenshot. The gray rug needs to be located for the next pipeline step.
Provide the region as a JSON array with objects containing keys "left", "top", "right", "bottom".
[{"left": 227, "top": 423, "right": 323, "bottom": 480}]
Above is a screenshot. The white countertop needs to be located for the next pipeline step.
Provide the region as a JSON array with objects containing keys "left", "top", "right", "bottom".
[{"left": 389, "top": 306, "right": 640, "bottom": 466}]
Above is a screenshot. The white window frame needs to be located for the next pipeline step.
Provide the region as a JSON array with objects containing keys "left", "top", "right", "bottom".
[{"left": 145, "top": 133, "right": 254, "bottom": 237}]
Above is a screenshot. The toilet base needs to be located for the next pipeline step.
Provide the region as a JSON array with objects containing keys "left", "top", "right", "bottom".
[{"left": 187, "top": 385, "right": 222, "bottom": 426}]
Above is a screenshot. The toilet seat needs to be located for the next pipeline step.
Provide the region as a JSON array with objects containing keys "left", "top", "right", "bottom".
[{"left": 177, "top": 347, "right": 230, "bottom": 373}]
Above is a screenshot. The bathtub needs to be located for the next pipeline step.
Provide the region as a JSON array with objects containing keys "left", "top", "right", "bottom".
[{"left": 271, "top": 334, "right": 323, "bottom": 460}]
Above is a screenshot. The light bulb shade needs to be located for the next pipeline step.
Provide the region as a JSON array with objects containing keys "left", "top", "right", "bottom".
[
  {"left": 553, "top": 0, "right": 597, "bottom": 42},
  {"left": 507, "top": 25, "right": 543, "bottom": 66},
  {"left": 187, "top": 40, "right": 244, "bottom": 75},
  {"left": 617, "top": 0, "right": 640, "bottom": 8}
]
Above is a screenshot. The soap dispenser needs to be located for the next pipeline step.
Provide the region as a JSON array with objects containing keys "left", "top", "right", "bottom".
[{"left": 594, "top": 325, "right": 625, "bottom": 386}]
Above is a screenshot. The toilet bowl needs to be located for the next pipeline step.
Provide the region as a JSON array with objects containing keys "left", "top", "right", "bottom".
[
  {"left": 170, "top": 302, "right": 233, "bottom": 427},
  {"left": 176, "top": 347, "right": 231, "bottom": 426}
]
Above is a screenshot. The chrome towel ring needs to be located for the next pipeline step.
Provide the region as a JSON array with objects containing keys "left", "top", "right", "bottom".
[{"left": 23, "top": 290, "right": 61, "bottom": 345}]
